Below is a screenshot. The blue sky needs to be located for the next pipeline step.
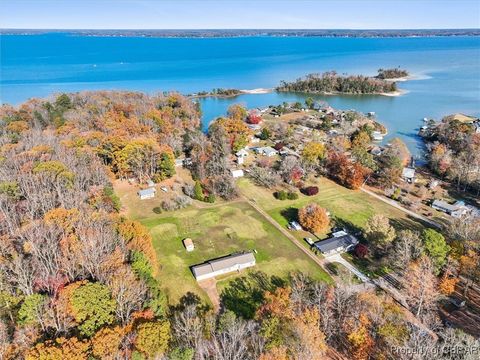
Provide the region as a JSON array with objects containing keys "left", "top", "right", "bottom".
[{"left": 1, "top": 0, "right": 479, "bottom": 29}]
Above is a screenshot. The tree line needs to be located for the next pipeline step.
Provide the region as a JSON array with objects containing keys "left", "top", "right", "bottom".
[{"left": 276, "top": 71, "right": 398, "bottom": 94}]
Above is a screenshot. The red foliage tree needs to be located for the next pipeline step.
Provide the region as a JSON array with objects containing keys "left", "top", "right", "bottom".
[
  {"left": 302, "top": 186, "right": 319, "bottom": 196},
  {"left": 327, "top": 151, "right": 369, "bottom": 190},
  {"left": 247, "top": 111, "right": 262, "bottom": 124},
  {"left": 354, "top": 244, "right": 369, "bottom": 258}
]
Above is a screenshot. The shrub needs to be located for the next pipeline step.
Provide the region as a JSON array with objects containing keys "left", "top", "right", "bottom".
[
  {"left": 153, "top": 207, "right": 162, "bottom": 214},
  {"left": 302, "top": 186, "right": 319, "bottom": 196},
  {"left": 182, "top": 184, "right": 194, "bottom": 198},
  {"left": 287, "top": 192, "right": 299, "bottom": 200},
  {"left": 193, "top": 181, "right": 204, "bottom": 201},
  {"left": 206, "top": 194, "right": 216, "bottom": 203},
  {"left": 391, "top": 187, "right": 401, "bottom": 200},
  {"left": 161, "top": 195, "right": 192, "bottom": 211},
  {"left": 275, "top": 190, "right": 288, "bottom": 200},
  {"left": 354, "top": 244, "right": 369, "bottom": 258}
]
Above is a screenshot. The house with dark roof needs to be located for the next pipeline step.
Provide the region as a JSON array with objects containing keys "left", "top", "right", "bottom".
[
  {"left": 191, "top": 252, "right": 256, "bottom": 281},
  {"left": 314, "top": 232, "right": 359, "bottom": 256},
  {"left": 432, "top": 199, "right": 468, "bottom": 218}
]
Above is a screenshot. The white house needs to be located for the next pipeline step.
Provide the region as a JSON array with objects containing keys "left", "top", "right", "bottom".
[
  {"left": 372, "top": 131, "right": 384, "bottom": 141},
  {"left": 183, "top": 238, "right": 194, "bottom": 252},
  {"left": 473, "top": 121, "right": 480, "bottom": 133},
  {"left": 191, "top": 252, "right": 256, "bottom": 281},
  {"left": 236, "top": 149, "right": 249, "bottom": 158},
  {"left": 401, "top": 167, "right": 416, "bottom": 183},
  {"left": 256, "top": 147, "right": 278, "bottom": 157},
  {"left": 138, "top": 188, "right": 156, "bottom": 200},
  {"left": 231, "top": 169, "right": 244, "bottom": 178}
]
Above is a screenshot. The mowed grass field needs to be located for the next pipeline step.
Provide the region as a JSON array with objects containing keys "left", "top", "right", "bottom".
[
  {"left": 238, "top": 176, "right": 427, "bottom": 243},
  {"left": 115, "top": 181, "right": 332, "bottom": 303}
]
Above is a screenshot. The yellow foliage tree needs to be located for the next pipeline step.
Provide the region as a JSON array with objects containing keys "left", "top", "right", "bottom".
[
  {"left": 26, "top": 337, "right": 90, "bottom": 360},
  {"left": 91, "top": 326, "right": 124, "bottom": 360}
]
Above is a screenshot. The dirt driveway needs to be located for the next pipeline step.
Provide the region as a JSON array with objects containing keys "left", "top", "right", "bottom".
[{"left": 198, "top": 278, "right": 220, "bottom": 311}]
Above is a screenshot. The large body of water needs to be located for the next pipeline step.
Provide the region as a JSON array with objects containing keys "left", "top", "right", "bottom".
[{"left": 1, "top": 34, "right": 479, "bottom": 154}]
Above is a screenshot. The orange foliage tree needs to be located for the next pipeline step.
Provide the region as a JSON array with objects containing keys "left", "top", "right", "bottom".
[{"left": 298, "top": 204, "right": 329, "bottom": 233}]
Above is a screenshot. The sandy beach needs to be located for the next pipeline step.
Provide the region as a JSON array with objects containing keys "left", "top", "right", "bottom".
[
  {"left": 240, "top": 88, "right": 273, "bottom": 94},
  {"left": 381, "top": 89, "right": 409, "bottom": 97}
]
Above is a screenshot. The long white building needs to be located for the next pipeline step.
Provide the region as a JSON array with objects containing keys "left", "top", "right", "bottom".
[{"left": 191, "top": 252, "right": 256, "bottom": 281}]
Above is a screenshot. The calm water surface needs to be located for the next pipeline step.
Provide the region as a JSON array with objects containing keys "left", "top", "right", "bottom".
[{"left": 1, "top": 34, "right": 479, "bottom": 154}]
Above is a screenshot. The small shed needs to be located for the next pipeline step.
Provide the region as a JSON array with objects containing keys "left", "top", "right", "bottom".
[
  {"left": 183, "top": 238, "right": 194, "bottom": 252},
  {"left": 147, "top": 180, "right": 155, "bottom": 187},
  {"left": 138, "top": 188, "right": 156, "bottom": 200},
  {"left": 231, "top": 169, "right": 245, "bottom": 178}
]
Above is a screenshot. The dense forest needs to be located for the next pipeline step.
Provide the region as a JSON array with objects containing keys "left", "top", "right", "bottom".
[
  {"left": 276, "top": 71, "right": 398, "bottom": 94},
  {"left": 424, "top": 115, "right": 480, "bottom": 195}
]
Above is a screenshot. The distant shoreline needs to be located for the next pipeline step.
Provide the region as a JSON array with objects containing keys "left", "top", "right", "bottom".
[{"left": 2, "top": 28, "right": 480, "bottom": 38}]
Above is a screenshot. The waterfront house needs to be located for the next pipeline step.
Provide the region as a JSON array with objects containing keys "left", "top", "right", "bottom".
[
  {"left": 191, "top": 252, "right": 256, "bottom": 281},
  {"left": 372, "top": 131, "right": 384, "bottom": 141},
  {"left": 473, "top": 121, "right": 480, "bottom": 133},
  {"left": 401, "top": 167, "right": 416, "bottom": 183},
  {"left": 138, "top": 187, "right": 156, "bottom": 200}
]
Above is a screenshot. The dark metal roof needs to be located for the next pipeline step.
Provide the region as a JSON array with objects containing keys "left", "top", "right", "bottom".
[{"left": 314, "top": 235, "right": 358, "bottom": 253}]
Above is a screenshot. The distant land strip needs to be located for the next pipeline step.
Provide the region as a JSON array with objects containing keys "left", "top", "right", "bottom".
[{"left": 1, "top": 28, "right": 480, "bottom": 37}]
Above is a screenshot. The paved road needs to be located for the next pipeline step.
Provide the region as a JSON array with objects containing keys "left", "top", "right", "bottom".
[
  {"left": 324, "top": 253, "right": 370, "bottom": 283},
  {"left": 360, "top": 187, "right": 442, "bottom": 229}
]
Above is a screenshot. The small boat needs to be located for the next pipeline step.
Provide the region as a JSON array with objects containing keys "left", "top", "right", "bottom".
[
  {"left": 423, "top": 117, "right": 428, "bottom": 122},
  {"left": 367, "top": 111, "right": 376, "bottom": 116}
]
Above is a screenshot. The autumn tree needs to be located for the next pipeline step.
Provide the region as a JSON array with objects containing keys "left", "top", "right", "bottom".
[
  {"left": 215, "top": 116, "right": 251, "bottom": 152},
  {"left": 347, "top": 313, "right": 375, "bottom": 360},
  {"left": 69, "top": 281, "right": 116, "bottom": 337},
  {"left": 298, "top": 204, "right": 329, "bottom": 233},
  {"left": 390, "top": 230, "right": 422, "bottom": 268},
  {"left": 91, "top": 326, "right": 124, "bottom": 359},
  {"left": 459, "top": 250, "right": 480, "bottom": 297},
  {"left": 364, "top": 214, "right": 396, "bottom": 250},
  {"left": 401, "top": 256, "right": 439, "bottom": 317},
  {"left": 227, "top": 103, "right": 247, "bottom": 122},
  {"left": 302, "top": 141, "right": 326, "bottom": 166},
  {"left": 134, "top": 320, "right": 171, "bottom": 358}
]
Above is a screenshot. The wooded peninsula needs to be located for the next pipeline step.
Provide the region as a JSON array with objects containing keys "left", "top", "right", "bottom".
[{"left": 276, "top": 70, "right": 399, "bottom": 95}]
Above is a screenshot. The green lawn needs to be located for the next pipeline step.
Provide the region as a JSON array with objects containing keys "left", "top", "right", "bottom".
[
  {"left": 238, "top": 176, "right": 429, "bottom": 276},
  {"left": 238, "top": 176, "right": 427, "bottom": 242},
  {"left": 130, "top": 200, "right": 332, "bottom": 303}
]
